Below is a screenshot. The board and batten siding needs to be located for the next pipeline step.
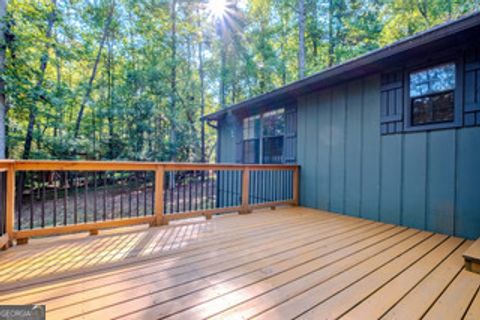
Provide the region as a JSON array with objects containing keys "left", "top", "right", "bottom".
[
  {"left": 297, "top": 74, "right": 480, "bottom": 239},
  {"left": 217, "top": 112, "right": 239, "bottom": 163}
]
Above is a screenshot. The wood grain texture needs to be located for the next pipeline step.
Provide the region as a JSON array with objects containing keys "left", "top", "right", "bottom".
[{"left": 0, "top": 207, "right": 474, "bottom": 320}]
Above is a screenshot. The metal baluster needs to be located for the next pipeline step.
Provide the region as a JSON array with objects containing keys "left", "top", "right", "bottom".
[
  {"left": 143, "top": 172, "right": 148, "bottom": 216},
  {"left": 223, "top": 171, "right": 227, "bottom": 207},
  {"left": 206, "top": 171, "right": 210, "bottom": 209},
  {"left": 103, "top": 172, "right": 107, "bottom": 221},
  {"left": 153, "top": 172, "right": 157, "bottom": 215},
  {"left": 128, "top": 172, "right": 132, "bottom": 217},
  {"left": 253, "top": 171, "right": 258, "bottom": 204},
  {"left": 170, "top": 173, "right": 174, "bottom": 214},
  {"left": 29, "top": 173, "right": 34, "bottom": 229},
  {"left": 209, "top": 171, "right": 213, "bottom": 209},
  {"left": 135, "top": 172, "right": 140, "bottom": 217},
  {"left": 84, "top": 172, "right": 88, "bottom": 223},
  {"left": 74, "top": 172, "right": 78, "bottom": 224},
  {"left": 201, "top": 171, "right": 205, "bottom": 210},
  {"left": 53, "top": 172, "right": 58, "bottom": 227},
  {"left": 182, "top": 173, "right": 186, "bottom": 212},
  {"left": 194, "top": 171, "right": 198, "bottom": 211},
  {"left": 16, "top": 173, "right": 22, "bottom": 231},
  {"left": 230, "top": 171, "right": 234, "bottom": 206},
  {"left": 63, "top": 172, "right": 68, "bottom": 225},
  {"left": 120, "top": 172, "right": 125, "bottom": 218},
  {"left": 93, "top": 172, "right": 98, "bottom": 221},
  {"left": 111, "top": 172, "right": 116, "bottom": 220},
  {"left": 41, "top": 172, "right": 46, "bottom": 227},
  {"left": 271, "top": 170, "right": 275, "bottom": 202},
  {"left": 188, "top": 171, "right": 192, "bottom": 212},
  {"left": 288, "top": 171, "right": 291, "bottom": 199},
  {"left": 176, "top": 172, "right": 180, "bottom": 213},
  {"left": 214, "top": 171, "right": 218, "bottom": 208}
]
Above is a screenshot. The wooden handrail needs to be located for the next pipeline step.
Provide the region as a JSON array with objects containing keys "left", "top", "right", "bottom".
[
  {"left": 0, "top": 160, "right": 300, "bottom": 246},
  {"left": 9, "top": 160, "right": 298, "bottom": 171}
]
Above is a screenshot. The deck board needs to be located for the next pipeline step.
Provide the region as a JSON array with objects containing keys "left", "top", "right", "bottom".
[{"left": 0, "top": 206, "right": 478, "bottom": 320}]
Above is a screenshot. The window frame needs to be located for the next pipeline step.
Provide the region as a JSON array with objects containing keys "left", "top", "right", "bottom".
[
  {"left": 261, "top": 109, "right": 285, "bottom": 164},
  {"left": 404, "top": 60, "right": 464, "bottom": 132},
  {"left": 242, "top": 115, "right": 261, "bottom": 164},
  {"left": 241, "top": 108, "right": 286, "bottom": 164}
]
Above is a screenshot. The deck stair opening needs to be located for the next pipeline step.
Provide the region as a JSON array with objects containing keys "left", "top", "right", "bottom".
[{"left": 464, "top": 238, "right": 480, "bottom": 274}]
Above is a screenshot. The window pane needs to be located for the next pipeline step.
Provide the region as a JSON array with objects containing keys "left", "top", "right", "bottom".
[
  {"left": 263, "top": 109, "right": 285, "bottom": 137},
  {"left": 243, "top": 139, "right": 259, "bottom": 164},
  {"left": 263, "top": 137, "right": 283, "bottom": 164},
  {"left": 410, "top": 63, "right": 455, "bottom": 98},
  {"left": 412, "top": 91, "right": 454, "bottom": 125},
  {"left": 243, "top": 115, "right": 260, "bottom": 140}
]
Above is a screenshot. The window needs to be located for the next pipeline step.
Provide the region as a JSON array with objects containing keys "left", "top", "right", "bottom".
[
  {"left": 242, "top": 108, "right": 286, "bottom": 164},
  {"left": 262, "top": 109, "right": 285, "bottom": 164},
  {"left": 409, "top": 63, "right": 456, "bottom": 126},
  {"left": 263, "top": 137, "right": 283, "bottom": 164},
  {"left": 243, "top": 115, "right": 260, "bottom": 163}
]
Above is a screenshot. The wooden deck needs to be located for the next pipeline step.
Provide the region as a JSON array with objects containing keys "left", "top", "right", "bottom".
[{"left": 0, "top": 207, "right": 479, "bottom": 319}]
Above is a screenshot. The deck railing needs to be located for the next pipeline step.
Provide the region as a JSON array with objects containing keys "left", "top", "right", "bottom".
[{"left": 0, "top": 160, "right": 299, "bottom": 248}]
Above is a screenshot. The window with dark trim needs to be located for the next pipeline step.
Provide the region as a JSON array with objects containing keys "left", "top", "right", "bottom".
[
  {"left": 242, "top": 108, "right": 286, "bottom": 164},
  {"left": 408, "top": 63, "right": 456, "bottom": 127},
  {"left": 243, "top": 115, "right": 260, "bottom": 163},
  {"left": 262, "top": 109, "right": 285, "bottom": 164}
]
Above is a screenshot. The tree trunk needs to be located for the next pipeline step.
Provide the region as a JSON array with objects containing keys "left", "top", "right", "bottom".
[
  {"left": 309, "top": 0, "right": 319, "bottom": 59},
  {"left": 22, "top": 0, "right": 57, "bottom": 159},
  {"left": 0, "top": 0, "right": 7, "bottom": 159},
  {"left": 297, "top": 0, "right": 305, "bottom": 79},
  {"left": 220, "top": 38, "right": 227, "bottom": 109},
  {"left": 197, "top": 8, "right": 206, "bottom": 162},
  {"left": 327, "top": 0, "right": 335, "bottom": 67},
  {"left": 107, "top": 32, "right": 115, "bottom": 159},
  {"left": 169, "top": 0, "right": 177, "bottom": 162},
  {"left": 74, "top": 2, "right": 115, "bottom": 139}
]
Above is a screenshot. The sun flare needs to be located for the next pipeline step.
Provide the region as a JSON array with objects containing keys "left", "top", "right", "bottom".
[{"left": 207, "top": 0, "right": 228, "bottom": 19}]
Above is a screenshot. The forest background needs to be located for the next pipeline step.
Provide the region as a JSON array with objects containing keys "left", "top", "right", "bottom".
[{"left": 0, "top": 0, "right": 477, "bottom": 162}]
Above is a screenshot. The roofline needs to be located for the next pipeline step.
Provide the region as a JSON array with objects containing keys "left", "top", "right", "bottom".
[{"left": 205, "top": 11, "right": 480, "bottom": 121}]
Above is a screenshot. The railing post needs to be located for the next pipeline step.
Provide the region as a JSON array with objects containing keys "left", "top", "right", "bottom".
[
  {"left": 241, "top": 167, "right": 251, "bottom": 214},
  {"left": 293, "top": 166, "right": 299, "bottom": 206},
  {"left": 5, "top": 163, "right": 15, "bottom": 248},
  {"left": 153, "top": 165, "right": 166, "bottom": 226}
]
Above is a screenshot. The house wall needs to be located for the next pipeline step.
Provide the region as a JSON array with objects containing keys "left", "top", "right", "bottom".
[
  {"left": 217, "top": 113, "right": 238, "bottom": 163},
  {"left": 297, "top": 74, "right": 480, "bottom": 239}
]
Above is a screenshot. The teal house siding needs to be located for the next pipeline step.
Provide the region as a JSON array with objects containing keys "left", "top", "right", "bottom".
[
  {"left": 296, "top": 74, "right": 480, "bottom": 239},
  {"left": 210, "top": 17, "right": 480, "bottom": 240},
  {"left": 217, "top": 113, "right": 238, "bottom": 163}
]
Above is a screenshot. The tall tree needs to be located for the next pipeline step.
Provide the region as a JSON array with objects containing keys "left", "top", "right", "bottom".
[
  {"left": 169, "top": 0, "right": 177, "bottom": 161},
  {"left": 197, "top": 8, "right": 206, "bottom": 162},
  {"left": 74, "top": 1, "right": 115, "bottom": 139},
  {"left": 22, "top": 0, "right": 57, "bottom": 159},
  {"left": 297, "top": 0, "right": 305, "bottom": 79},
  {"left": 0, "top": 0, "right": 7, "bottom": 159}
]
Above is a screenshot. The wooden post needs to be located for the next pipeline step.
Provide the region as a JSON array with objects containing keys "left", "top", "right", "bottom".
[
  {"left": 5, "top": 163, "right": 15, "bottom": 247},
  {"left": 292, "top": 166, "right": 299, "bottom": 206},
  {"left": 153, "top": 165, "right": 165, "bottom": 226},
  {"left": 241, "top": 167, "right": 251, "bottom": 214}
]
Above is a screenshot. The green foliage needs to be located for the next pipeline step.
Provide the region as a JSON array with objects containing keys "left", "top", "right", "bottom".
[{"left": 3, "top": 0, "right": 478, "bottom": 161}]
